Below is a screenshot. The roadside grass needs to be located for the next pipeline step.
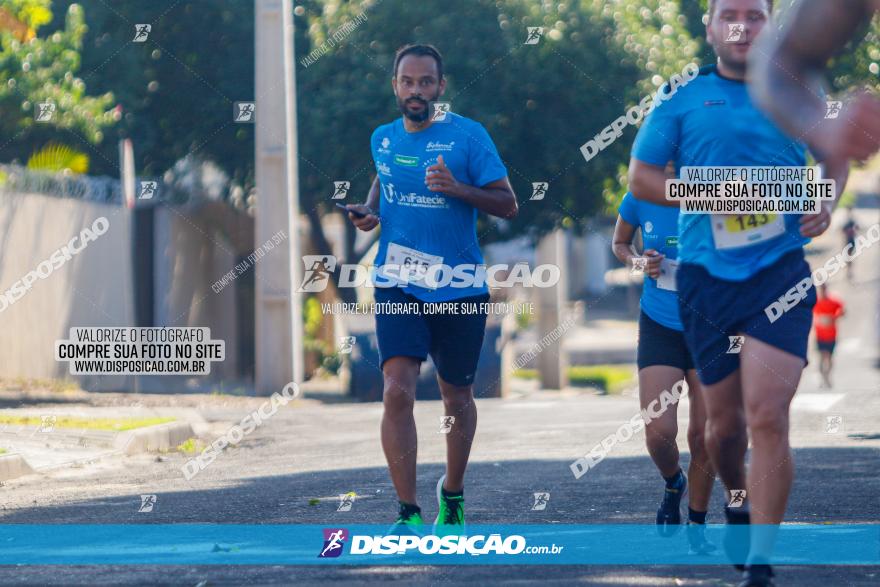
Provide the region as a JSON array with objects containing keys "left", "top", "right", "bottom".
[
  {"left": 513, "top": 364, "right": 635, "bottom": 394},
  {"left": 3, "top": 377, "right": 80, "bottom": 393},
  {"left": 0, "top": 415, "right": 175, "bottom": 431},
  {"left": 176, "top": 437, "right": 206, "bottom": 455}
]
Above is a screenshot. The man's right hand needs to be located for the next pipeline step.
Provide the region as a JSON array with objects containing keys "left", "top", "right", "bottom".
[
  {"left": 345, "top": 204, "right": 379, "bottom": 232},
  {"left": 643, "top": 249, "right": 664, "bottom": 279}
]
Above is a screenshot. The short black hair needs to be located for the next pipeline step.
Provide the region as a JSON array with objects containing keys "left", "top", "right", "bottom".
[
  {"left": 707, "top": 0, "right": 774, "bottom": 20},
  {"left": 393, "top": 44, "right": 444, "bottom": 80}
]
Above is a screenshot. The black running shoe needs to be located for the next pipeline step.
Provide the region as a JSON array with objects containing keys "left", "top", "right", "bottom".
[
  {"left": 724, "top": 505, "right": 751, "bottom": 571},
  {"left": 656, "top": 472, "right": 687, "bottom": 535},
  {"left": 738, "top": 564, "right": 775, "bottom": 587}
]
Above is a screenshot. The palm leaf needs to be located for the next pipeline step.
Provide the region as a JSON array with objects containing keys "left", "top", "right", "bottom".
[{"left": 27, "top": 143, "right": 90, "bottom": 174}]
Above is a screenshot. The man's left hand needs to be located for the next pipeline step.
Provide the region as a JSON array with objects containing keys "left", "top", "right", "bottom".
[
  {"left": 425, "top": 155, "right": 464, "bottom": 197},
  {"left": 800, "top": 201, "right": 834, "bottom": 237}
]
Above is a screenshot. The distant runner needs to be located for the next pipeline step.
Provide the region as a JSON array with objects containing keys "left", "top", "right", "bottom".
[
  {"left": 813, "top": 284, "right": 845, "bottom": 389},
  {"left": 842, "top": 209, "right": 860, "bottom": 282}
]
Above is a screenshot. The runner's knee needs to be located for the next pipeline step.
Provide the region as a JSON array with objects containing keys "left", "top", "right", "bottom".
[
  {"left": 383, "top": 380, "right": 415, "bottom": 414},
  {"left": 707, "top": 414, "right": 746, "bottom": 447},
  {"left": 439, "top": 384, "right": 473, "bottom": 411},
  {"left": 746, "top": 403, "right": 789, "bottom": 441},
  {"left": 645, "top": 418, "right": 677, "bottom": 443},
  {"left": 687, "top": 423, "right": 709, "bottom": 459}
]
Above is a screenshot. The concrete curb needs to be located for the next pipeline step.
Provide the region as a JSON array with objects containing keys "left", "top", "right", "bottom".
[
  {"left": 0, "top": 419, "right": 198, "bottom": 475},
  {"left": 0, "top": 453, "right": 35, "bottom": 482},
  {"left": 115, "top": 421, "right": 196, "bottom": 455}
]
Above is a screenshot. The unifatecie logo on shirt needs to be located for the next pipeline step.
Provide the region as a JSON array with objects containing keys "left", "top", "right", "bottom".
[{"left": 381, "top": 183, "right": 447, "bottom": 209}]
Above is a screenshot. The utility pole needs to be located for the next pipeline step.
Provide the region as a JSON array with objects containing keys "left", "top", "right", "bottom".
[
  {"left": 255, "top": 0, "right": 304, "bottom": 394},
  {"left": 535, "top": 229, "right": 570, "bottom": 390}
]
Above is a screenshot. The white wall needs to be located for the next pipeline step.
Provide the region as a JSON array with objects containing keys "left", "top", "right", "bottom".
[{"left": 0, "top": 191, "right": 134, "bottom": 387}]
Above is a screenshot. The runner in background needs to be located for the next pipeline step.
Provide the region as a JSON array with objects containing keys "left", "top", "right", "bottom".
[
  {"left": 842, "top": 209, "right": 859, "bottom": 283},
  {"left": 813, "top": 284, "right": 845, "bottom": 388},
  {"left": 612, "top": 187, "right": 717, "bottom": 554},
  {"left": 612, "top": 185, "right": 716, "bottom": 554}
]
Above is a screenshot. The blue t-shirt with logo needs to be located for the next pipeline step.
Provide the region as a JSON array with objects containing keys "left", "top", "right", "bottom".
[
  {"left": 618, "top": 192, "right": 683, "bottom": 331},
  {"left": 632, "top": 65, "right": 812, "bottom": 281},
  {"left": 370, "top": 113, "right": 508, "bottom": 302}
]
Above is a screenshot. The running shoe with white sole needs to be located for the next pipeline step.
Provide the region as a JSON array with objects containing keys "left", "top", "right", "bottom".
[{"left": 433, "top": 475, "right": 465, "bottom": 535}]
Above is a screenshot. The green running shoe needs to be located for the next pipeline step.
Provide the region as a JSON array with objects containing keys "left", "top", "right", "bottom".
[
  {"left": 433, "top": 475, "right": 465, "bottom": 534},
  {"left": 389, "top": 503, "right": 424, "bottom": 536}
]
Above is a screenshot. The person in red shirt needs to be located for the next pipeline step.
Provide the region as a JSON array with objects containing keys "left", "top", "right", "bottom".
[{"left": 813, "top": 284, "right": 845, "bottom": 388}]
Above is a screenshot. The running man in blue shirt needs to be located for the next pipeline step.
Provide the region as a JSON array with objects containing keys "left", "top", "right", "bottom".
[
  {"left": 628, "top": 1, "right": 849, "bottom": 585},
  {"left": 344, "top": 44, "right": 517, "bottom": 533},
  {"left": 613, "top": 188, "right": 716, "bottom": 554}
]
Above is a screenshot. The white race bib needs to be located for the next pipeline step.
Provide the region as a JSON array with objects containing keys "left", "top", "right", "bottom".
[
  {"left": 656, "top": 258, "right": 679, "bottom": 292},
  {"left": 384, "top": 242, "right": 444, "bottom": 288},
  {"left": 711, "top": 214, "right": 785, "bottom": 250}
]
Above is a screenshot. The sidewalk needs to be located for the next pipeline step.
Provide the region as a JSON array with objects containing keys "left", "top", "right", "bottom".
[{"left": 0, "top": 387, "right": 284, "bottom": 481}]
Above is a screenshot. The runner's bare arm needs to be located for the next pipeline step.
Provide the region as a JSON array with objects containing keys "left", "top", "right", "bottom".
[
  {"left": 800, "top": 158, "right": 849, "bottom": 237},
  {"left": 628, "top": 158, "right": 677, "bottom": 207},
  {"left": 348, "top": 176, "right": 380, "bottom": 231},
  {"left": 425, "top": 155, "right": 518, "bottom": 218},
  {"left": 823, "top": 157, "right": 850, "bottom": 211},
  {"left": 751, "top": 0, "right": 880, "bottom": 161},
  {"left": 444, "top": 178, "right": 518, "bottom": 219},
  {"left": 365, "top": 175, "right": 380, "bottom": 211},
  {"left": 612, "top": 216, "right": 662, "bottom": 278},
  {"left": 611, "top": 216, "right": 639, "bottom": 267}
]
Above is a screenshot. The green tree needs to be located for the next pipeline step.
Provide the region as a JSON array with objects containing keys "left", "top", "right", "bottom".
[
  {"left": 51, "top": 0, "right": 255, "bottom": 183},
  {"left": 0, "top": 1, "right": 115, "bottom": 165}
]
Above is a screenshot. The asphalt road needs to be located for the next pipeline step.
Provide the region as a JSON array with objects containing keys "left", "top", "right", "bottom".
[{"left": 1, "top": 356, "right": 877, "bottom": 585}]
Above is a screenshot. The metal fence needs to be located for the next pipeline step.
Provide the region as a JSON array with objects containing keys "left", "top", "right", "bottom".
[{"left": 0, "top": 164, "right": 124, "bottom": 204}]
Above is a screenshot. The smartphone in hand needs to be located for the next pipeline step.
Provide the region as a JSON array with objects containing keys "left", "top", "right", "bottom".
[{"left": 335, "top": 203, "right": 367, "bottom": 219}]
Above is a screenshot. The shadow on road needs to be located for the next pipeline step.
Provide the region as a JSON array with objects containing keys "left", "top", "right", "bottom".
[{"left": 0, "top": 447, "right": 877, "bottom": 586}]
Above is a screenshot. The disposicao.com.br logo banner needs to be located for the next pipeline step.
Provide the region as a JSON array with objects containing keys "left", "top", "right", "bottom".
[{"left": 2, "top": 525, "right": 879, "bottom": 565}]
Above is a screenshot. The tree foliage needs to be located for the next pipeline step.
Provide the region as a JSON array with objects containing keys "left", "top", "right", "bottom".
[
  {"left": 49, "top": 0, "right": 254, "bottom": 181},
  {"left": 6, "top": 0, "right": 876, "bottom": 248},
  {"left": 0, "top": 2, "right": 115, "bottom": 165}
]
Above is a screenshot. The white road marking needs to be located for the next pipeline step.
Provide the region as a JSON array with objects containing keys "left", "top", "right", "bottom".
[
  {"left": 837, "top": 338, "right": 860, "bottom": 353},
  {"left": 791, "top": 393, "right": 845, "bottom": 412}
]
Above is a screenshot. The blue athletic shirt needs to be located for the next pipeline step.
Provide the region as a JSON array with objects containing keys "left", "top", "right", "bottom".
[
  {"left": 370, "top": 112, "right": 508, "bottom": 302},
  {"left": 618, "top": 192, "right": 683, "bottom": 331},
  {"left": 632, "top": 65, "right": 814, "bottom": 281}
]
